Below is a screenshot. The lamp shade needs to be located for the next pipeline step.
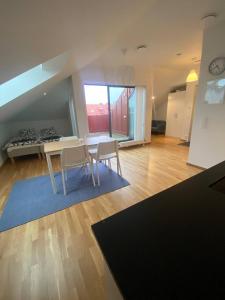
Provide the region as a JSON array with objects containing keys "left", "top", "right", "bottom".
[{"left": 186, "top": 70, "right": 198, "bottom": 83}]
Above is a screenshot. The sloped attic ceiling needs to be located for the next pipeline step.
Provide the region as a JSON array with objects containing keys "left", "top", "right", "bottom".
[
  {"left": 0, "top": 0, "right": 153, "bottom": 84},
  {"left": 0, "top": 52, "right": 69, "bottom": 107},
  {"left": 8, "top": 78, "right": 71, "bottom": 122},
  {"left": 0, "top": 54, "right": 74, "bottom": 123},
  {"left": 0, "top": 0, "right": 154, "bottom": 122},
  {"left": 83, "top": 0, "right": 225, "bottom": 71},
  {"left": 1, "top": 0, "right": 225, "bottom": 123}
]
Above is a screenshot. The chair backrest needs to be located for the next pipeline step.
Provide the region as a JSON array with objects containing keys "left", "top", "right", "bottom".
[
  {"left": 97, "top": 140, "right": 118, "bottom": 159},
  {"left": 61, "top": 145, "right": 88, "bottom": 167}
]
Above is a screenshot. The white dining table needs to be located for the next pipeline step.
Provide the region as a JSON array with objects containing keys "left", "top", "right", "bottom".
[{"left": 44, "top": 135, "right": 115, "bottom": 193}]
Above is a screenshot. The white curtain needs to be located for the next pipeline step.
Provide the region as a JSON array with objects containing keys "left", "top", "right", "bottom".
[
  {"left": 69, "top": 95, "right": 78, "bottom": 136},
  {"left": 134, "top": 87, "right": 146, "bottom": 141}
]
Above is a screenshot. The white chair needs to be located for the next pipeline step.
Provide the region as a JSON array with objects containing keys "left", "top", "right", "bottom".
[
  {"left": 89, "top": 140, "right": 122, "bottom": 186},
  {"left": 61, "top": 145, "right": 95, "bottom": 195}
]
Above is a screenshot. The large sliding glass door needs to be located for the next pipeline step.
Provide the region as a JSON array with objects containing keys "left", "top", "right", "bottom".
[
  {"left": 84, "top": 84, "right": 144, "bottom": 142},
  {"left": 84, "top": 85, "right": 109, "bottom": 136},
  {"left": 108, "top": 86, "right": 135, "bottom": 141}
]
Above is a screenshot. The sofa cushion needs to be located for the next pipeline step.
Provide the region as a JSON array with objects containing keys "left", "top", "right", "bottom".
[
  {"left": 40, "top": 127, "right": 57, "bottom": 139},
  {"left": 19, "top": 128, "right": 36, "bottom": 140},
  {"left": 41, "top": 135, "right": 61, "bottom": 141}
]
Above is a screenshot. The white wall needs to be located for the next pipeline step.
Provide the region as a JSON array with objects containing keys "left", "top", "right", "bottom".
[
  {"left": 166, "top": 91, "right": 186, "bottom": 138},
  {"left": 0, "top": 124, "right": 11, "bottom": 166},
  {"left": 181, "top": 82, "right": 197, "bottom": 141},
  {"left": 8, "top": 119, "right": 72, "bottom": 137},
  {"left": 188, "top": 20, "right": 225, "bottom": 168},
  {"left": 152, "top": 67, "right": 191, "bottom": 121},
  {"left": 153, "top": 100, "right": 168, "bottom": 121}
]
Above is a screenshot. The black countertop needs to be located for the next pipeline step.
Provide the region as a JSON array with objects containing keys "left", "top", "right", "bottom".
[{"left": 92, "top": 161, "right": 225, "bottom": 299}]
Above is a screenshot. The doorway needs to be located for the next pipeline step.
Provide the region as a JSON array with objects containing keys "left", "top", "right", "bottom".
[
  {"left": 84, "top": 85, "right": 109, "bottom": 135},
  {"left": 84, "top": 84, "right": 135, "bottom": 142}
]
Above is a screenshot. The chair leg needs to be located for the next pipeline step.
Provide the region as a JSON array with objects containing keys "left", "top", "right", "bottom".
[
  {"left": 62, "top": 169, "right": 67, "bottom": 195},
  {"left": 82, "top": 163, "right": 89, "bottom": 175},
  {"left": 89, "top": 162, "right": 96, "bottom": 187},
  {"left": 86, "top": 163, "right": 90, "bottom": 174},
  {"left": 117, "top": 156, "right": 122, "bottom": 176},
  {"left": 10, "top": 157, "right": 15, "bottom": 164},
  {"left": 96, "top": 161, "right": 100, "bottom": 186},
  {"left": 65, "top": 170, "right": 68, "bottom": 181},
  {"left": 108, "top": 159, "right": 111, "bottom": 169}
]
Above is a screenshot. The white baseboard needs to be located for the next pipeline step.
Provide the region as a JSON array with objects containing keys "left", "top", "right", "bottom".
[{"left": 119, "top": 140, "right": 146, "bottom": 148}]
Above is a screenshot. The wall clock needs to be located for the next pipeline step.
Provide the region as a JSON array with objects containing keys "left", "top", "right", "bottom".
[{"left": 209, "top": 57, "right": 225, "bottom": 75}]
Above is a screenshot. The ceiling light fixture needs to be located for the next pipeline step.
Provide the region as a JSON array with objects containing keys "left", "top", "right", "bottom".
[
  {"left": 137, "top": 44, "right": 147, "bottom": 50},
  {"left": 43, "top": 92, "right": 47, "bottom": 96},
  {"left": 186, "top": 70, "right": 198, "bottom": 83},
  {"left": 152, "top": 96, "right": 156, "bottom": 100}
]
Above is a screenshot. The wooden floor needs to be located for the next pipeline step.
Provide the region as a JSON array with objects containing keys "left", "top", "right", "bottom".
[{"left": 0, "top": 136, "right": 201, "bottom": 300}]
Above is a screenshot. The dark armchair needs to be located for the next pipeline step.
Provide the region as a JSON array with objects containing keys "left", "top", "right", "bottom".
[{"left": 151, "top": 120, "right": 166, "bottom": 135}]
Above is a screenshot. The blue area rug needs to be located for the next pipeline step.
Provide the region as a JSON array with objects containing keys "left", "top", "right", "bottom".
[{"left": 0, "top": 164, "right": 129, "bottom": 232}]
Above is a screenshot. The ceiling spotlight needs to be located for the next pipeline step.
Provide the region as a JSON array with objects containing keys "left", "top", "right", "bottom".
[
  {"left": 152, "top": 96, "right": 156, "bottom": 100},
  {"left": 137, "top": 44, "right": 147, "bottom": 50},
  {"left": 43, "top": 92, "right": 47, "bottom": 96}
]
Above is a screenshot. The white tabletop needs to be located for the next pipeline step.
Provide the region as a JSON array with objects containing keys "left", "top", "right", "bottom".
[
  {"left": 84, "top": 135, "right": 115, "bottom": 147},
  {"left": 44, "top": 135, "right": 115, "bottom": 153}
]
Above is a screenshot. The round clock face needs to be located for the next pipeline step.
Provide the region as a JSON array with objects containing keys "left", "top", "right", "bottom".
[{"left": 209, "top": 57, "right": 225, "bottom": 75}]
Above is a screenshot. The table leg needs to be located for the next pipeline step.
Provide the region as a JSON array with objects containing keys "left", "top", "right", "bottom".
[
  {"left": 46, "top": 153, "right": 57, "bottom": 193},
  {"left": 10, "top": 157, "right": 15, "bottom": 164}
]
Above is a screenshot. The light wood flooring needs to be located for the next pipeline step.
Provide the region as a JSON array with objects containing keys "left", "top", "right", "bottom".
[{"left": 0, "top": 135, "right": 201, "bottom": 300}]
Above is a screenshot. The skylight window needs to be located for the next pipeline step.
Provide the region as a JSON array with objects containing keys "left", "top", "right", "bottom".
[{"left": 0, "top": 52, "right": 68, "bottom": 107}]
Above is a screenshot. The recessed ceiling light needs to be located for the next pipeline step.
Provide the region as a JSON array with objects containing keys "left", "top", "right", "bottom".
[
  {"left": 137, "top": 44, "right": 147, "bottom": 50},
  {"left": 152, "top": 96, "right": 156, "bottom": 100},
  {"left": 43, "top": 92, "right": 47, "bottom": 96},
  {"left": 121, "top": 48, "right": 127, "bottom": 55}
]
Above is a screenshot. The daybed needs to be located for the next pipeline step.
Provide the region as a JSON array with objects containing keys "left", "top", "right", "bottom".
[{"left": 3, "top": 127, "right": 62, "bottom": 163}]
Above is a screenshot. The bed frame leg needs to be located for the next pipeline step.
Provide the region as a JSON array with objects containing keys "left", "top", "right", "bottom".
[
  {"left": 10, "top": 157, "right": 15, "bottom": 164},
  {"left": 38, "top": 153, "right": 41, "bottom": 160}
]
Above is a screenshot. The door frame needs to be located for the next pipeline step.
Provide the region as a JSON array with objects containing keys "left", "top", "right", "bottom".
[{"left": 84, "top": 83, "right": 135, "bottom": 140}]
